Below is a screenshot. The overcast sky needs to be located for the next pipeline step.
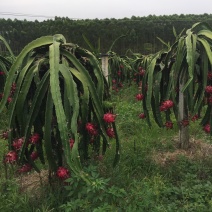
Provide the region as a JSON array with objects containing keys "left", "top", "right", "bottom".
[{"left": 1, "top": 0, "right": 212, "bottom": 21}]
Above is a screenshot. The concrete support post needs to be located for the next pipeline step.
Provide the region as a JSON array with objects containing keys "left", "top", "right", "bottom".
[{"left": 101, "top": 54, "right": 109, "bottom": 82}]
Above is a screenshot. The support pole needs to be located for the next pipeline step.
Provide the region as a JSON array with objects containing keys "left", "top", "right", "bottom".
[
  {"left": 101, "top": 54, "right": 109, "bottom": 82},
  {"left": 178, "top": 76, "right": 189, "bottom": 149}
]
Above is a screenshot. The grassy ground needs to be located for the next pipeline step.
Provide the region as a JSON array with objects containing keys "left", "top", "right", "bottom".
[{"left": 1, "top": 83, "right": 212, "bottom": 211}]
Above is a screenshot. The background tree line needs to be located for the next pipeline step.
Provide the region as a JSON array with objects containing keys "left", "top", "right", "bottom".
[{"left": 0, "top": 13, "right": 212, "bottom": 55}]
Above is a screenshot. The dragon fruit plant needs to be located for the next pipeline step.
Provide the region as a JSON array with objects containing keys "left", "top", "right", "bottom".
[
  {"left": 0, "top": 34, "right": 120, "bottom": 181},
  {"left": 140, "top": 22, "right": 212, "bottom": 149},
  {"left": 0, "top": 35, "right": 16, "bottom": 94}
]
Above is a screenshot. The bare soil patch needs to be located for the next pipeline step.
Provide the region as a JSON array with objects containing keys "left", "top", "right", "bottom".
[
  {"left": 17, "top": 169, "right": 49, "bottom": 196},
  {"left": 152, "top": 137, "right": 212, "bottom": 166}
]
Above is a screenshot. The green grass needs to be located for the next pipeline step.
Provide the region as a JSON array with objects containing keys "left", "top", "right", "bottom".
[{"left": 1, "top": 83, "right": 212, "bottom": 211}]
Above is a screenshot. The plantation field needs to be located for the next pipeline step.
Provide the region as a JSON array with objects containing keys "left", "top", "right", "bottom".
[{"left": 1, "top": 83, "right": 212, "bottom": 211}]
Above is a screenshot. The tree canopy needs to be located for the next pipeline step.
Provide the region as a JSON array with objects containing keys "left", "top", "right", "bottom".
[{"left": 0, "top": 14, "right": 212, "bottom": 55}]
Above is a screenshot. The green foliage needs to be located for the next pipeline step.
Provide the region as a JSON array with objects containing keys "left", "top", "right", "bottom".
[
  {"left": 0, "top": 179, "right": 31, "bottom": 212},
  {"left": 158, "top": 159, "right": 212, "bottom": 211},
  {"left": 59, "top": 164, "right": 127, "bottom": 211},
  {"left": 1, "top": 78, "right": 212, "bottom": 211},
  {"left": 157, "top": 26, "right": 185, "bottom": 50},
  {"left": 108, "top": 53, "right": 133, "bottom": 88},
  {"left": 1, "top": 14, "right": 212, "bottom": 55},
  {"left": 0, "top": 34, "right": 120, "bottom": 179},
  {"left": 0, "top": 35, "right": 15, "bottom": 60},
  {"left": 82, "top": 33, "right": 126, "bottom": 56},
  {"left": 1, "top": 22, "right": 212, "bottom": 212},
  {"left": 0, "top": 36, "right": 16, "bottom": 93},
  {"left": 133, "top": 22, "right": 212, "bottom": 145},
  {"left": 165, "top": 22, "right": 212, "bottom": 113}
]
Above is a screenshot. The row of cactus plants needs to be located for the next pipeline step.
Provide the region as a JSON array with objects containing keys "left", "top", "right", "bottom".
[
  {"left": 0, "top": 34, "right": 120, "bottom": 181},
  {"left": 136, "top": 22, "right": 212, "bottom": 148},
  {"left": 1, "top": 21, "right": 211, "bottom": 181},
  {"left": 108, "top": 22, "right": 212, "bottom": 149}
]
